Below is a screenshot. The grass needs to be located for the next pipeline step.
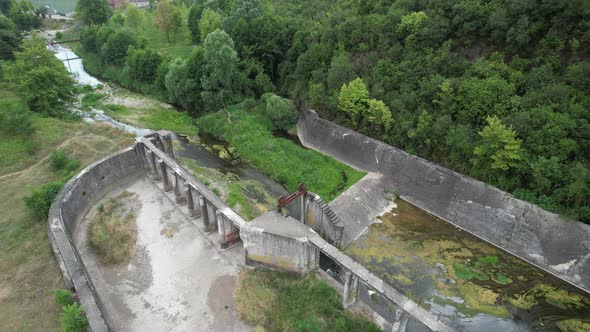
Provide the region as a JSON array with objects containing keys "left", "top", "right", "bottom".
[
  {"left": 179, "top": 158, "right": 277, "bottom": 220},
  {"left": 235, "top": 270, "right": 381, "bottom": 332},
  {"left": 0, "top": 110, "right": 133, "bottom": 329},
  {"left": 197, "top": 106, "right": 365, "bottom": 201},
  {"left": 89, "top": 191, "right": 137, "bottom": 264}
]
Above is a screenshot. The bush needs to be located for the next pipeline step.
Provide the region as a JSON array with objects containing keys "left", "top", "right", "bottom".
[
  {"left": 127, "top": 47, "right": 163, "bottom": 83},
  {"left": 55, "top": 289, "right": 73, "bottom": 308},
  {"left": 101, "top": 28, "right": 137, "bottom": 66},
  {"left": 80, "top": 25, "right": 100, "bottom": 53},
  {"left": 261, "top": 93, "right": 299, "bottom": 130},
  {"left": 49, "top": 150, "right": 81, "bottom": 175},
  {"left": 24, "top": 182, "right": 64, "bottom": 220},
  {"left": 59, "top": 304, "right": 88, "bottom": 332},
  {"left": 81, "top": 92, "right": 106, "bottom": 109},
  {"left": 0, "top": 99, "right": 34, "bottom": 138},
  {"left": 55, "top": 32, "right": 63, "bottom": 40}
]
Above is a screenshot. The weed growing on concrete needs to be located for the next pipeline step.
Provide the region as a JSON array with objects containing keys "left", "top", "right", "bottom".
[
  {"left": 59, "top": 303, "right": 88, "bottom": 332},
  {"left": 89, "top": 192, "right": 136, "bottom": 264},
  {"left": 54, "top": 289, "right": 74, "bottom": 308}
]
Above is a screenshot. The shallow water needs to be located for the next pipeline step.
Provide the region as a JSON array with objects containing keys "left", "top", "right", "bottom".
[{"left": 346, "top": 199, "right": 590, "bottom": 331}]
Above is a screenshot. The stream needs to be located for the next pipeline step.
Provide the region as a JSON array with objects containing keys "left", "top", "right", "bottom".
[{"left": 50, "top": 43, "right": 287, "bottom": 218}]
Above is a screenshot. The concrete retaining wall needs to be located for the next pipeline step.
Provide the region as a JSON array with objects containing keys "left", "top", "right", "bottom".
[
  {"left": 298, "top": 109, "right": 590, "bottom": 292},
  {"left": 48, "top": 147, "right": 142, "bottom": 332}
]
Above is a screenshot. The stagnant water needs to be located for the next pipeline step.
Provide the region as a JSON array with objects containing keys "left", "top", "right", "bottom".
[{"left": 346, "top": 199, "right": 590, "bottom": 331}]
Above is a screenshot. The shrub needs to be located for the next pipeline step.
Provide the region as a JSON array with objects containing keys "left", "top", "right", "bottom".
[
  {"left": 49, "top": 150, "right": 81, "bottom": 175},
  {"left": 101, "top": 28, "right": 137, "bottom": 66},
  {"left": 80, "top": 25, "right": 100, "bottom": 53},
  {"left": 127, "top": 47, "right": 163, "bottom": 83},
  {"left": 261, "top": 93, "right": 299, "bottom": 131},
  {"left": 59, "top": 303, "right": 88, "bottom": 332},
  {"left": 81, "top": 92, "right": 106, "bottom": 109},
  {"left": 55, "top": 289, "right": 73, "bottom": 308},
  {"left": 55, "top": 31, "right": 63, "bottom": 40},
  {"left": 89, "top": 193, "right": 136, "bottom": 264},
  {"left": 24, "top": 182, "right": 64, "bottom": 220},
  {"left": 0, "top": 99, "right": 34, "bottom": 138}
]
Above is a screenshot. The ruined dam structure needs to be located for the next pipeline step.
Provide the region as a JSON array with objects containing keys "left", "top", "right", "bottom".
[
  {"left": 297, "top": 109, "right": 590, "bottom": 294},
  {"left": 48, "top": 131, "right": 453, "bottom": 331}
]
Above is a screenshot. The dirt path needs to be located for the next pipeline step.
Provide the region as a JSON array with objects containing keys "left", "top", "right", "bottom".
[{"left": 0, "top": 133, "right": 107, "bottom": 181}]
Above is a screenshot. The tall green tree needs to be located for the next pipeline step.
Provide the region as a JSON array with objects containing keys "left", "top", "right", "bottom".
[
  {"left": 187, "top": 3, "right": 203, "bottom": 43},
  {"left": 0, "top": 14, "right": 20, "bottom": 60},
  {"left": 201, "top": 29, "right": 239, "bottom": 111},
  {"left": 198, "top": 8, "right": 221, "bottom": 41},
  {"left": 472, "top": 116, "right": 522, "bottom": 176},
  {"left": 75, "top": 0, "right": 112, "bottom": 25},
  {"left": 3, "top": 37, "right": 75, "bottom": 116},
  {"left": 153, "top": 1, "right": 183, "bottom": 43},
  {"left": 338, "top": 78, "right": 369, "bottom": 127}
]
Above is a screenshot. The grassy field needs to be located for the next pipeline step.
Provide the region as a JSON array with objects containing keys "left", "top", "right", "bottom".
[
  {"left": 197, "top": 105, "right": 365, "bottom": 201},
  {"left": 235, "top": 270, "right": 381, "bottom": 332},
  {"left": 0, "top": 113, "right": 133, "bottom": 330}
]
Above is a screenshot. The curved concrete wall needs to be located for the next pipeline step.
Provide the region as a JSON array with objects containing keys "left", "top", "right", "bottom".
[
  {"left": 48, "top": 147, "right": 142, "bottom": 332},
  {"left": 298, "top": 110, "right": 590, "bottom": 293}
]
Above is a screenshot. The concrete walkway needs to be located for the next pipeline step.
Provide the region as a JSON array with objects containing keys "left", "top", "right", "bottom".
[{"left": 75, "top": 176, "right": 250, "bottom": 332}]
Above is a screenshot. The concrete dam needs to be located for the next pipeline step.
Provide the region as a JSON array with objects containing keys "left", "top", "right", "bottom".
[{"left": 48, "top": 114, "right": 590, "bottom": 331}]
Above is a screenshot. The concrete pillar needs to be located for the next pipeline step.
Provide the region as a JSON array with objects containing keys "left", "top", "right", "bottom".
[
  {"left": 174, "top": 172, "right": 186, "bottom": 204},
  {"left": 342, "top": 270, "right": 359, "bottom": 309},
  {"left": 300, "top": 194, "right": 306, "bottom": 224},
  {"left": 392, "top": 310, "right": 409, "bottom": 332},
  {"left": 185, "top": 182, "right": 198, "bottom": 218},
  {"left": 162, "top": 133, "right": 175, "bottom": 160},
  {"left": 159, "top": 160, "right": 172, "bottom": 192},
  {"left": 135, "top": 141, "right": 147, "bottom": 169},
  {"left": 200, "top": 195, "right": 215, "bottom": 232},
  {"left": 217, "top": 210, "right": 239, "bottom": 249},
  {"left": 147, "top": 150, "right": 160, "bottom": 181}
]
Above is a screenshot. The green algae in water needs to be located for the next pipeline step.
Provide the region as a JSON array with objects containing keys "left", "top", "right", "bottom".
[
  {"left": 345, "top": 198, "right": 590, "bottom": 326},
  {"left": 556, "top": 319, "right": 590, "bottom": 332},
  {"left": 453, "top": 262, "right": 490, "bottom": 281}
]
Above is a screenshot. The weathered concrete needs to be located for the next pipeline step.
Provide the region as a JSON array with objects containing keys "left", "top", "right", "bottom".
[
  {"left": 48, "top": 147, "right": 142, "bottom": 331},
  {"left": 284, "top": 192, "right": 345, "bottom": 247},
  {"left": 298, "top": 109, "right": 590, "bottom": 293},
  {"left": 75, "top": 177, "right": 249, "bottom": 331},
  {"left": 241, "top": 211, "right": 319, "bottom": 274},
  {"left": 329, "top": 172, "right": 394, "bottom": 247}
]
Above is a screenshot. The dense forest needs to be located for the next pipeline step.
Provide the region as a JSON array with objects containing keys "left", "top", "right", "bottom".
[{"left": 2, "top": 0, "right": 589, "bottom": 223}]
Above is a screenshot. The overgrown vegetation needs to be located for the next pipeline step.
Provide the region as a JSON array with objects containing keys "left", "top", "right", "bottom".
[
  {"left": 197, "top": 100, "right": 365, "bottom": 201},
  {"left": 54, "top": 288, "right": 88, "bottom": 332},
  {"left": 88, "top": 192, "right": 136, "bottom": 264},
  {"left": 235, "top": 270, "right": 381, "bottom": 332},
  {"left": 68, "top": 0, "right": 590, "bottom": 223}
]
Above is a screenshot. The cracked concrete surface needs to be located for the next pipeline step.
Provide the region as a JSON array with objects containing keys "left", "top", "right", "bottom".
[{"left": 76, "top": 176, "right": 251, "bottom": 332}]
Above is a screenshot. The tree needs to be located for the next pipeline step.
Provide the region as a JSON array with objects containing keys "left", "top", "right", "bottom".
[
  {"left": 3, "top": 37, "right": 75, "bottom": 116},
  {"left": 0, "top": 14, "right": 20, "bottom": 60},
  {"left": 454, "top": 76, "right": 517, "bottom": 125},
  {"left": 101, "top": 28, "right": 137, "bottom": 65},
  {"left": 75, "top": 0, "right": 112, "bottom": 25},
  {"left": 327, "top": 52, "right": 355, "bottom": 91},
  {"left": 187, "top": 3, "right": 203, "bottom": 43},
  {"left": 262, "top": 93, "right": 298, "bottom": 130},
  {"left": 153, "top": 1, "right": 182, "bottom": 43},
  {"left": 223, "top": 0, "right": 264, "bottom": 33},
  {"left": 127, "top": 48, "right": 162, "bottom": 83},
  {"left": 125, "top": 5, "right": 143, "bottom": 29},
  {"left": 201, "top": 29, "right": 239, "bottom": 111},
  {"left": 165, "top": 47, "right": 205, "bottom": 112},
  {"left": 338, "top": 78, "right": 369, "bottom": 127},
  {"left": 198, "top": 8, "right": 221, "bottom": 42},
  {"left": 472, "top": 116, "right": 522, "bottom": 175}
]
